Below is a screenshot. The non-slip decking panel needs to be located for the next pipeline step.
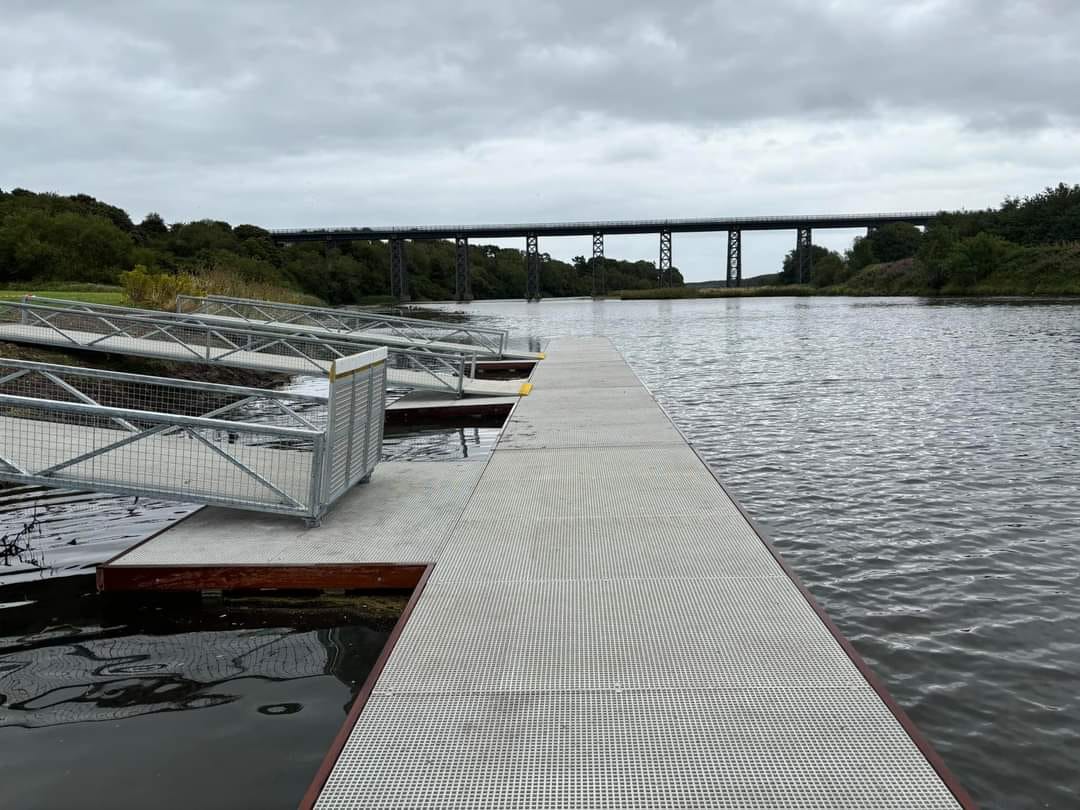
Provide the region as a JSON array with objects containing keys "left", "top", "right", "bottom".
[
  {"left": 109, "top": 461, "right": 483, "bottom": 567},
  {"left": 433, "top": 514, "right": 783, "bottom": 583},
  {"left": 373, "top": 577, "right": 867, "bottom": 693},
  {"left": 315, "top": 337, "right": 965, "bottom": 809},
  {"left": 318, "top": 689, "right": 958, "bottom": 810}
]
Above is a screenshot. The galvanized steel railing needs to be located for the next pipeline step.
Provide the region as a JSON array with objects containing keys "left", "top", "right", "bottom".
[
  {"left": 0, "top": 300, "right": 473, "bottom": 396},
  {"left": 176, "top": 294, "right": 509, "bottom": 358},
  {"left": 0, "top": 353, "right": 386, "bottom": 523}
]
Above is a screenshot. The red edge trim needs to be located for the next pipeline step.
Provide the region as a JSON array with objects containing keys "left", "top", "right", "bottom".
[
  {"left": 615, "top": 342, "right": 979, "bottom": 810},
  {"left": 297, "top": 563, "right": 434, "bottom": 810}
]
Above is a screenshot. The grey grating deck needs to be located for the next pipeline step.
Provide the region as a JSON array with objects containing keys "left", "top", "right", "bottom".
[
  {"left": 312, "top": 337, "right": 965, "bottom": 809},
  {"left": 101, "top": 337, "right": 965, "bottom": 807}
]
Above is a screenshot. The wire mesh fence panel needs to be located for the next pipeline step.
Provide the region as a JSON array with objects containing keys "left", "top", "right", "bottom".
[
  {"left": 0, "top": 352, "right": 387, "bottom": 523},
  {"left": 323, "top": 356, "right": 387, "bottom": 505}
]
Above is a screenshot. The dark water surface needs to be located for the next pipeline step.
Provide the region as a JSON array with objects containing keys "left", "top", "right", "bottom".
[
  {"left": 0, "top": 576, "right": 402, "bottom": 810},
  {"left": 425, "top": 296, "right": 1080, "bottom": 810}
]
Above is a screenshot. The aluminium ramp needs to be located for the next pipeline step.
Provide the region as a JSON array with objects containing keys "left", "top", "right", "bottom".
[
  {"left": 176, "top": 294, "right": 542, "bottom": 361},
  {"left": 0, "top": 306, "right": 529, "bottom": 397}
]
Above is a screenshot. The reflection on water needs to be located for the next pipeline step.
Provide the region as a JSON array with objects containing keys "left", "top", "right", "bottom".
[
  {"left": 383, "top": 425, "right": 500, "bottom": 462},
  {"left": 0, "top": 577, "right": 402, "bottom": 810},
  {"left": 423, "top": 296, "right": 1080, "bottom": 810}
]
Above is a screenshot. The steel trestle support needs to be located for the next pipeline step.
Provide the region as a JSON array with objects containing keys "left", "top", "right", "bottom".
[
  {"left": 525, "top": 234, "right": 541, "bottom": 301},
  {"left": 455, "top": 237, "right": 472, "bottom": 302},
  {"left": 658, "top": 230, "right": 672, "bottom": 287},
  {"left": 390, "top": 239, "right": 409, "bottom": 302},
  {"left": 796, "top": 227, "right": 813, "bottom": 285},
  {"left": 592, "top": 232, "right": 605, "bottom": 297},
  {"left": 727, "top": 230, "right": 742, "bottom": 288}
]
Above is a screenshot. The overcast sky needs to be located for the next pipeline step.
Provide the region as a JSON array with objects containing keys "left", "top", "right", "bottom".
[{"left": 3, "top": 0, "right": 1078, "bottom": 281}]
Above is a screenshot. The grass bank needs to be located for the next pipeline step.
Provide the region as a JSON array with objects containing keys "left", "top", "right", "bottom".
[
  {"left": 618, "top": 285, "right": 815, "bottom": 300},
  {"left": 0, "top": 284, "right": 126, "bottom": 305}
]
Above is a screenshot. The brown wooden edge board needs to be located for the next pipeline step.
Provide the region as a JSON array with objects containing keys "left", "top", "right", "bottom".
[
  {"left": 96, "top": 507, "right": 204, "bottom": 589},
  {"left": 298, "top": 563, "right": 434, "bottom": 810},
  {"left": 98, "top": 562, "right": 427, "bottom": 592},
  {"left": 615, "top": 342, "right": 980, "bottom": 810},
  {"left": 475, "top": 359, "right": 537, "bottom": 371}
]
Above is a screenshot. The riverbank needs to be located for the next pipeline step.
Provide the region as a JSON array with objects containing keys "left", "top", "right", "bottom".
[
  {"left": 624, "top": 242, "right": 1080, "bottom": 300},
  {"left": 0, "top": 284, "right": 126, "bottom": 305}
]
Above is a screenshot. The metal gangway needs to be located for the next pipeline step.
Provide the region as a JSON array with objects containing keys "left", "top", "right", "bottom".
[
  {"left": 0, "top": 351, "right": 386, "bottom": 523},
  {"left": 175, "top": 294, "right": 540, "bottom": 361},
  {"left": 0, "top": 300, "right": 527, "bottom": 397}
]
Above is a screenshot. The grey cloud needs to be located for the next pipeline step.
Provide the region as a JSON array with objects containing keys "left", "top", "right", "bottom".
[{"left": 3, "top": 0, "right": 1079, "bottom": 169}]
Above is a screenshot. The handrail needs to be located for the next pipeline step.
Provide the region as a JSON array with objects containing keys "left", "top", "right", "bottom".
[
  {"left": 178, "top": 294, "right": 508, "bottom": 358},
  {"left": 0, "top": 353, "right": 387, "bottom": 523},
  {"left": 3, "top": 300, "right": 473, "bottom": 396},
  {"left": 0, "top": 393, "right": 318, "bottom": 438}
]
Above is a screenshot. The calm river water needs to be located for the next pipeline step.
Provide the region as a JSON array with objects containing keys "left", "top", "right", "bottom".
[{"left": 426, "top": 296, "right": 1080, "bottom": 810}]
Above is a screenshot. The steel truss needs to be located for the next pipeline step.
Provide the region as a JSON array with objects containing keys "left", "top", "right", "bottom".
[
  {"left": 390, "top": 238, "right": 409, "bottom": 302},
  {"left": 0, "top": 300, "right": 472, "bottom": 396},
  {"left": 796, "top": 226, "right": 813, "bottom": 284},
  {"left": 525, "top": 233, "right": 541, "bottom": 301},
  {"left": 727, "top": 230, "right": 742, "bottom": 288},
  {"left": 455, "top": 236, "right": 472, "bottom": 302},
  {"left": 592, "top": 232, "right": 605, "bottom": 297}
]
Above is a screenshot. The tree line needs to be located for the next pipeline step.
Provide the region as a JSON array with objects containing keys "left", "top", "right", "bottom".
[
  {"left": 772, "top": 183, "right": 1080, "bottom": 295},
  {"left": 0, "top": 188, "right": 681, "bottom": 302}
]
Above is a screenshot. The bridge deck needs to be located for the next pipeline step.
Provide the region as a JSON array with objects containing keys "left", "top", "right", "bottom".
[
  {"left": 101, "top": 338, "right": 968, "bottom": 808},
  {"left": 0, "top": 324, "right": 528, "bottom": 398}
]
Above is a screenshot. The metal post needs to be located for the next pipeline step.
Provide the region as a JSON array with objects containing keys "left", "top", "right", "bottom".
[
  {"left": 796, "top": 226, "right": 813, "bottom": 284},
  {"left": 455, "top": 236, "right": 472, "bottom": 302},
  {"left": 726, "top": 230, "right": 742, "bottom": 288},
  {"left": 592, "top": 232, "right": 605, "bottom": 297},
  {"left": 390, "top": 238, "right": 409, "bottom": 302},
  {"left": 658, "top": 230, "right": 672, "bottom": 287},
  {"left": 525, "top": 233, "right": 541, "bottom": 302}
]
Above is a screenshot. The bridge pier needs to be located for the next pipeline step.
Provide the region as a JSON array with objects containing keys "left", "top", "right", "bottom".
[
  {"left": 658, "top": 230, "right": 672, "bottom": 287},
  {"left": 525, "top": 234, "right": 541, "bottom": 302},
  {"left": 726, "top": 230, "right": 742, "bottom": 288},
  {"left": 796, "top": 226, "right": 813, "bottom": 284},
  {"left": 592, "top": 232, "right": 605, "bottom": 297},
  {"left": 390, "top": 238, "right": 409, "bottom": 302},
  {"left": 455, "top": 236, "right": 472, "bottom": 302}
]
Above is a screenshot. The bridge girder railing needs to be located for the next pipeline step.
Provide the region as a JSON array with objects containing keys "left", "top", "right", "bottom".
[{"left": 267, "top": 212, "right": 939, "bottom": 242}]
